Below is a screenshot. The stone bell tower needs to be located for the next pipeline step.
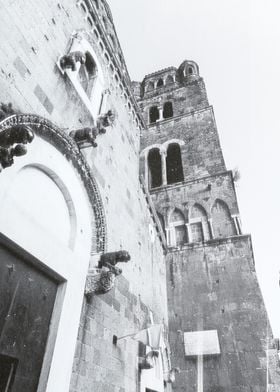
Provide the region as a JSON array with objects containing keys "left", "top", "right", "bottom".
[{"left": 133, "top": 60, "right": 280, "bottom": 392}]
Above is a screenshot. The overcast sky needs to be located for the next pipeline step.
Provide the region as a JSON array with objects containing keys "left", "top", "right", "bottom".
[{"left": 107, "top": 0, "right": 280, "bottom": 337}]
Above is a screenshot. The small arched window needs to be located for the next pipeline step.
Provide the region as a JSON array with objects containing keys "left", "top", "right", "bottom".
[
  {"left": 149, "top": 106, "right": 160, "bottom": 124},
  {"left": 188, "top": 67, "right": 193, "bottom": 74},
  {"left": 148, "top": 149, "right": 162, "bottom": 189},
  {"left": 166, "top": 75, "right": 174, "bottom": 85},
  {"left": 157, "top": 78, "right": 164, "bottom": 88},
  {"left": 78, "top": 52, "right": 97, "bottom": 97},
  {"left": 170, "top": 209, "right": 187, "bottom": 246},
  {"left": 166, "top": 144, "right": 184, "bottom": 184},
  {"left": 163, "top": 102, "right": 173, "bottom": 119}
]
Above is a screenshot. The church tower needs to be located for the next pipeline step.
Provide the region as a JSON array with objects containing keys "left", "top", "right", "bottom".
[{"left": 134, "top": 61, "right": 280, "bottom": 391}]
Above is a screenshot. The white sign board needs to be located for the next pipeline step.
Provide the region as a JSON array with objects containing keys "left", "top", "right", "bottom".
[{"left": 184, "top": 330, "right": 220, "bottom": 356}]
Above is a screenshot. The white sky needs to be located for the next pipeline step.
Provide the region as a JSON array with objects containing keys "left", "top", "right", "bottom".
[{"left": 107, "top": 0, "right": 280, "bottom": 337}]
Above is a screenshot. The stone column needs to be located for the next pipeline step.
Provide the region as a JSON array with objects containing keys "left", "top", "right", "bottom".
[
  {"left": 158, "top": 106, "right": 163, "bottom": 121},
  {"left": 208, "top": 218, "right": 214, "bottom": 239},
  {"left": 186, "top": 223, "right": 192, "bottom": 243},
  {"left": 161, "top": 150, "right": 167, "bottom": 186}
]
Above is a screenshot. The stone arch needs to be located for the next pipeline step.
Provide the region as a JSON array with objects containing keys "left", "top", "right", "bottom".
[
  {"left": 211, "top": 199, "right": 236, "bottom": 238},
  {"left": 0, "top": 113, "right": 107, "bottom": 253}
]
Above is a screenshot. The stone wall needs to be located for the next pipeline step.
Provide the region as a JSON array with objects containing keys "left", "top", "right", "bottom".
[
  {"left": 166, "top": 236, "right": 277, "bottom": 392},
  {"left": 0, "top": 1, "right": 168, "bottom": 391}
]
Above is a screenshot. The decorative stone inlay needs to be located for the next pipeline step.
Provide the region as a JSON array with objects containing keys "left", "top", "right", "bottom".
[{"left": 0, "top": 113, "right": 107, "bottom": 253}]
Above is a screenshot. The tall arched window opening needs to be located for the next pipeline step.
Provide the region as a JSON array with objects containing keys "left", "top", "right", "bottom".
[
  {"left": 157, "top": 78, "right": 164, "bottom": 88},
  {"left": 163, "top": 102, "right": 173, "bottom": 119},
  {"left": 148, "top": 149, "right": 162, "bottom": 189},
  {"left": 169, "top": 209, "right": 187, "bottom": 246},
  {"left": 149, "top": 106, "right": 160, "bottom": 124},
  {"left": 78, "top": 52, "right": 97, "bottom": 97},
  {"left": 166, "top": 144, "right": 184, "bottom": 184},
  {"left": 211, "top": 200, "right": 236, "bottom": 238}
]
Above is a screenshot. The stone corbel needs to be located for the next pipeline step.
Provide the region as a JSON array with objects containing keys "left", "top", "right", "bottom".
[
  {"left": 0, "top": 104, "right": 34, "bottom": 172},
  {"left": 85, "top": 250, "right": 130, "bottom": 297},
  {"left": 138, "top": 350, "right": 159, "bottom": 370},
  {"left": 70, "top": 110, "right": 116, "bottom": 148}
]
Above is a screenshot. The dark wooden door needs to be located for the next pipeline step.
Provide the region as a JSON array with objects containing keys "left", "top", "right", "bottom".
[{"left": 0, "top": 243, "right": 58, "bottom": 392}]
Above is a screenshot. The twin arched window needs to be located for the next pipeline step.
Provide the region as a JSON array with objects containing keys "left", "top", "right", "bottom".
[
  {"left": 149, "top": 102, "right": 173, "bottom": 124},
  {"left": 148, "top": 143, "right": 184, "bottom": 189}
]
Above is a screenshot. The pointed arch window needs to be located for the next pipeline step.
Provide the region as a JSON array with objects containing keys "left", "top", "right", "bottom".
[
  {"left": 148, "top": 148, "right": 162, "bottom": 189},
  {"left": 163, "top": 102, "right": 173, "bottom": 119},
  {"left": 189, "top": 204, "right": 210, "bottom": 242},
  {"left": 166, "top": 143, "right": 184, "bottom": 184},
  {"left": 169, "top": 209, "right": 187, "bottom": 246},
  {"left": 211, "top": 200, "right": 236, "bottom": 238},
  {"left": 149, "top": 106, "right": 160, "bottom": 124}
]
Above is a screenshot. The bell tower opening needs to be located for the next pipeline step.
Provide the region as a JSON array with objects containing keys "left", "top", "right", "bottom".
[
  {"left": 166, "top": 143, "right": 184, "bottom": 184},
  {"left": 148, "top": 148, "right": 162, "bottom": 189}
]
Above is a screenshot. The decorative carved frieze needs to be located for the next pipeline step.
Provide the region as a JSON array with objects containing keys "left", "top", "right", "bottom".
[{"left": 85, "top": 250, "right": 130, "bottom": 296}]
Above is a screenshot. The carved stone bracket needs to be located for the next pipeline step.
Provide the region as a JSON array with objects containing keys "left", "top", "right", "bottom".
[
  {"left": 70, "top": 110, "right": 116, "bottom": 148},
  {"left": 0, "top": 104, "right": 34, "bottom": 171},
  {"left": 85, "top": 250, "right": 130, "bottom": 297}
]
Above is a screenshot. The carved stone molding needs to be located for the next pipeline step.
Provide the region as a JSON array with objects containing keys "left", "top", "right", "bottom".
[{"left": 0, "top": 113, "right": 107, "bottom": 253}]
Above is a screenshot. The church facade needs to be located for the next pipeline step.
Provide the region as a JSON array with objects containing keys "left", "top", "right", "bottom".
[{"left": 0, "top": 1, "right": 278, "bottom": 392}]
